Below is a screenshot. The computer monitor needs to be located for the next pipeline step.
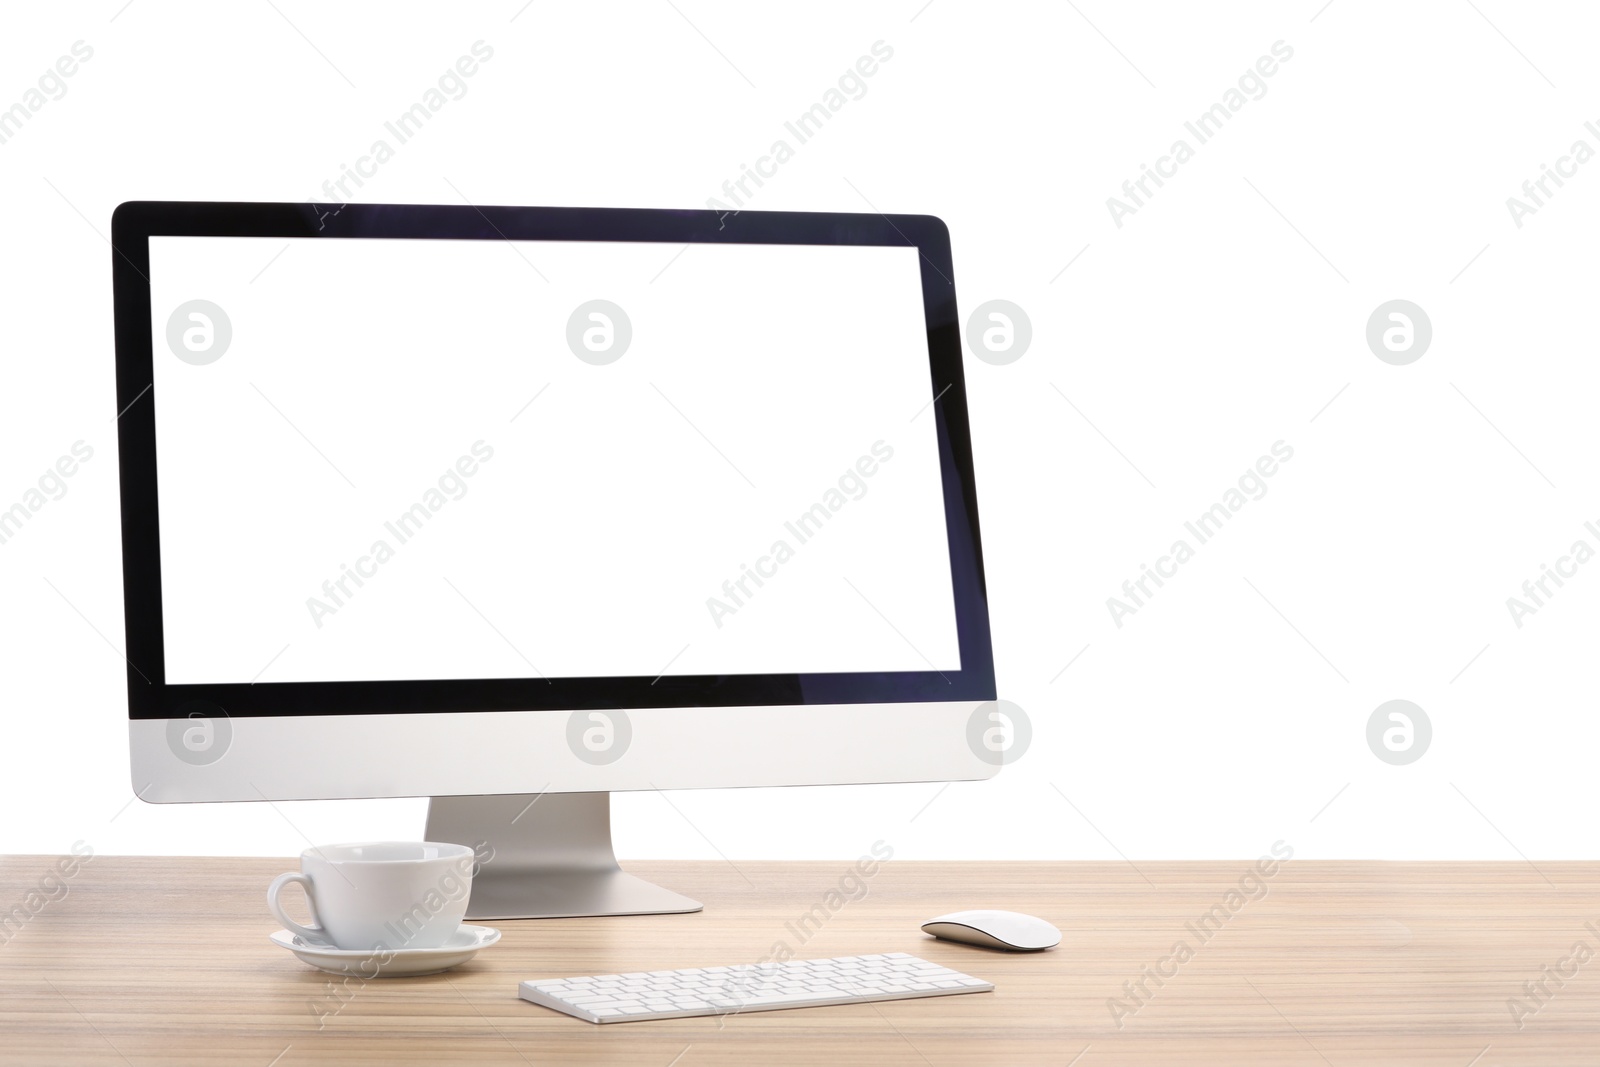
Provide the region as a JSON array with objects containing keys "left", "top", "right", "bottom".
[{"left": 112, "top": 201, "right": 996, "bottom": 918}]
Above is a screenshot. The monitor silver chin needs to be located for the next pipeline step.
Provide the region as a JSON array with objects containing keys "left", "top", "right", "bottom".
[{"left": 130, "top": 701, "right": 1000, "bottom": 804}]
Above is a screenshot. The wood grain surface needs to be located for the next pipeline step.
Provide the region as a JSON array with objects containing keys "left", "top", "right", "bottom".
[{"left": 0, "top": 856, "right": 1596, "bottom": 1065}]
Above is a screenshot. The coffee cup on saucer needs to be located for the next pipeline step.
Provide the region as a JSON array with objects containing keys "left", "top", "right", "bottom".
[{"left": 267, "top": 841, "right": 476, "bottom": 951}]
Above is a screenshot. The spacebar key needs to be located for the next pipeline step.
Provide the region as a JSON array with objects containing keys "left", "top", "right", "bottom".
[{"left": 736, "top": 990, "right": 849, "bottom": 1007}]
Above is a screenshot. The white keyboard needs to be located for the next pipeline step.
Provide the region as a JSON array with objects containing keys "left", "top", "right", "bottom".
[{"left": 519, "top": 952, "right": 994, "bottom": 1023}]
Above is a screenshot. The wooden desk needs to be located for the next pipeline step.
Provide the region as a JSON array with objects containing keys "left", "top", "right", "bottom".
[{"left": 1, "top": 857, "right": 1596, "bottom": 1065}]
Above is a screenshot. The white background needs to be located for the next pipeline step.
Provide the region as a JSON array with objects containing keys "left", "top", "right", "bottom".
[{"left": 1, "top": 1, "right": 1595, "bottom": 865}]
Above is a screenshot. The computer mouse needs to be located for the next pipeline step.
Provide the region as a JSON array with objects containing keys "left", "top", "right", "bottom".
[{"left": 920, "top": 909, "right": 1061, "bottom": 951}]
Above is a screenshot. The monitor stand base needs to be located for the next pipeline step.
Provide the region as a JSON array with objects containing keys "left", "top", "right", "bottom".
[{"left": 423, "top": 791, "right": 703, "bottom": 920}]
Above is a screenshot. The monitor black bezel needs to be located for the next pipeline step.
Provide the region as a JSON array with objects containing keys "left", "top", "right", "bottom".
[{"left": 112, "top": 201, "right": 994, "bottom": 719}]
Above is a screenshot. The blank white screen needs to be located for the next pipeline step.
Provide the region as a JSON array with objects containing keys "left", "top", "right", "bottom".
[{"left": 148, "top": 236, "right": 960, "bottom": 684}]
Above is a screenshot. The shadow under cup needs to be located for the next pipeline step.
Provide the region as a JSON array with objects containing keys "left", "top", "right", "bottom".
[{"left": 268, "top": 841, "right": 476, "bottom": 951}]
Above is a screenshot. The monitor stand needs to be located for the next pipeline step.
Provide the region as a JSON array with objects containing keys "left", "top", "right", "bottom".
[{"left": 423, "top": 791, "right": 703, "bottom": 920}]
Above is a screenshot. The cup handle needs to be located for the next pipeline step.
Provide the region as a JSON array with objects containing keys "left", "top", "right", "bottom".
[{"left": 268, "top": 872, "right": 327, "bottom": 944}]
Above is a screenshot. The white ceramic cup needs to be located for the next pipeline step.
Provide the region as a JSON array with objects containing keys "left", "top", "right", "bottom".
[{"left": 267, "top": 841, "right": 476, "bottom": 951}]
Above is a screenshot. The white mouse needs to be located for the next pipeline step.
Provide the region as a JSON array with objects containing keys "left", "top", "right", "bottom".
[{"left": 921, "top": 909, "right": 1060, "bottom": 951}]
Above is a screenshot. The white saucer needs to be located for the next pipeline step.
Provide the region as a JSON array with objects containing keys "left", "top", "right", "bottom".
[{"left": 269, "top": 923, "right": 501, "bottom": 977}]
